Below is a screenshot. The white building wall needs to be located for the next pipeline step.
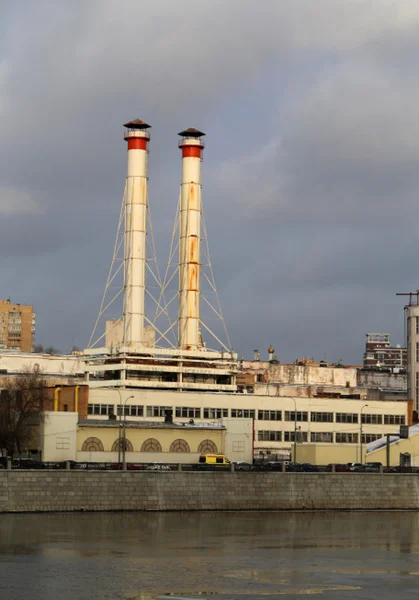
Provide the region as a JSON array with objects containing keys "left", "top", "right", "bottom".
[
  {"left": 0, "top": 352, "right": 84, "bottom": 378},
  {"left": 241, "top": 362, "right": 358, "bottom": 387},
  {"left": 40, "top": 411, "right": 78, "bottom": 462},
  {"left": 407, "top": 305, "right": 419, "bottom": 411},
  {"left": 222, "top": 418, "right": 253, "bottom": 463}
]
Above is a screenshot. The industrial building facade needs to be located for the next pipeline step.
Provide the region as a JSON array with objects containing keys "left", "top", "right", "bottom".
[
  {"left": 363, "top": 333, "right": 406, "bottom": 369},
  {"left": 0, "top": 300, "right": 35, "bottom": 353},
  {"left": 84, "top": 387, "right": 410, "bottom": 462}
]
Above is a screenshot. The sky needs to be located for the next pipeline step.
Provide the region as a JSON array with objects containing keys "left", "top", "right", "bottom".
[{"left": 1, "top": 0, "right": 419, "bottom": 363}]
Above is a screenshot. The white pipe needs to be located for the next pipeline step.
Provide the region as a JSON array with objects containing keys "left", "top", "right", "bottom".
[
  {"left": 178, "top": 136, "right": 203, "bottom": 350},
  {"left": 123, "top": 128, "right": 149, "bottom": 348}
]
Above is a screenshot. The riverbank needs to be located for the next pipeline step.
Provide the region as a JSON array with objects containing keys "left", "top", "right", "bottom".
[{"left": 2, "top": 471, "right": 419, "bottom": 513}]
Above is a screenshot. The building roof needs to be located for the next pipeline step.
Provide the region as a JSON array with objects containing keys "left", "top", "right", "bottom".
[
  {"left": 123, "top": 119, "right": 151, "bottom": 130},
  {"left": 79, "top": 419, "right": 224, "bottom": 430},
  {"left": 178, "top": 127, "right": 205, "bottom": 138}
]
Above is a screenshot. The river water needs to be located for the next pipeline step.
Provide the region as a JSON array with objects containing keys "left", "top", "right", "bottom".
[{"left": 1, "top": 511, "right": 419, "bottom": 599}]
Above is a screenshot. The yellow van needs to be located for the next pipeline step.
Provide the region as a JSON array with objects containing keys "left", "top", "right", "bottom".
[{"left": 198, "top": 454, "right": 231, "bottom": 470}]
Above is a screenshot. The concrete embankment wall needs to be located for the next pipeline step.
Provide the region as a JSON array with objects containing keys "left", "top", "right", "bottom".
[{"left": 1, "top": 471, "right": 419, "bottom": 513}]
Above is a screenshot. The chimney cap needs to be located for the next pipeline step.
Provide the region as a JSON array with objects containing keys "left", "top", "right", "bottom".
[
  {"left": 178, "top": 127, "right": 206, "bottom": 138},
  {"left": 124, "top": 119, "right": 151, "bottom": 130}
]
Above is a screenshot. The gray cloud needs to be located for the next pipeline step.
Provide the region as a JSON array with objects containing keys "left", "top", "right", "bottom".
[{"left": 1, "top": 0, "right": 418, "bottom": 360}]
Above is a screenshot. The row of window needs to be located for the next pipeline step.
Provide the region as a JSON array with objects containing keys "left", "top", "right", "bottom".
[
  {"left": 87, "top": 404, "right": 405, "bottom": 426},
  {"left": 258, "top": 431, "right": 384, "bottom": 444}
]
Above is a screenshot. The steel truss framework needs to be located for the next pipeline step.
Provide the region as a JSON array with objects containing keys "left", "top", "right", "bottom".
[
  {"left": 88, "top": 184, "right": 172, "bottom": 350},
  {"left": 154, "top": 190, "right": 232, "bottom": 353}
]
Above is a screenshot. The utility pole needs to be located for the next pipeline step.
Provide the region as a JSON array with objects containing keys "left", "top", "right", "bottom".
[
  {"left": 122, "top": 395, "right": 134, "bottom": 469},
  {"left": 360, "top": 404, "right": 369, "bottom": 463}
]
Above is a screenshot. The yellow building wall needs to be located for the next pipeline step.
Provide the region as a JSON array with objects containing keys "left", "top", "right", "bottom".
[
  {"left": 296, "top": 444, "right": 367, "bottom": 465},
  {"left": 77, "top": 426, "right": 223, "bottom": 455},
  {"left": 367, "top": 434, "right": 419, "bottom": 466}
]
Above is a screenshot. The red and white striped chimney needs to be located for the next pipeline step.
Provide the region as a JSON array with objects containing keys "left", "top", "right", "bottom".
[
  {"left": 178, "top": 128, "right": 205, "bottom": 351},
  {"left": 122, "top": 119, "right": 151, "bottom": 349}
]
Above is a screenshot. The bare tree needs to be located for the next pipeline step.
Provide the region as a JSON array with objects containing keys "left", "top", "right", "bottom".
[
  {"left": 0, "top": 365, "right": 48, "bottom": 456},
  {"left": 44, "top": 346, "right": 59, "bottom": 355}
]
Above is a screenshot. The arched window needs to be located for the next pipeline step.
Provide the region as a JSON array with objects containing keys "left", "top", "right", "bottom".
[
  {"left": 141, "top": 438, "right": 162, "bottom": 452},
  {"left": 81, "top": 437, "right": 104, "bottom": 452},
  {"left": 169, "top": 439, "right": 190, "bottom": 453},
  {"left": 198, "top": 439, "right": 218, "bottom": 454},
  {"left": 111, "top": 438, "right": 133, "bottom": 452}
]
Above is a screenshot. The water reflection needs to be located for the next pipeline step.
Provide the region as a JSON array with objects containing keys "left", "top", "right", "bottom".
[{"left": 1, "top": 512, "right": 419, "bottom": 599}]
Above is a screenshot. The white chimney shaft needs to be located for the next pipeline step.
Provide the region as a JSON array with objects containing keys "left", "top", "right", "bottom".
[
  {"left": 178, "top": 129, "right": 205, "bottom": 351},
  {"left": 123, "top": 121, "right": 150, "bottom": 348}
]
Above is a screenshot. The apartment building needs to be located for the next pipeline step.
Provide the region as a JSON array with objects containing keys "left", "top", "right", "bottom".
[
  {"left": 363, "top": 333, "right": 406, "bottom": 369},
  {"left": 0, "top": 299, "right": 35, "bottom": 352}
]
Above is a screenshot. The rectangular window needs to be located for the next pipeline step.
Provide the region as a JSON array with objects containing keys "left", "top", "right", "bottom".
[
  {"left": 416, "top": 373, "right": 419, "bottom": 406},
  {"left": 310, "top": 432, "right": 334, "bottom": 443},
  {"left": 56, "top": 437, "right": 70, "bottom": 450},
  {"left": 231, "top": 409, "right": 255, "bottom": 418},
  {"left": 257, "top": 410, "right": 282, "bottom": 421},
  {"left": 256, "top": 374, "right": 263, "bottom": 383},
  {"left": 310, "top": 412, "right": 334, "bottom": 423},
  {"left": 232, "top": 441, "right": 245, "bottom": 451},
  {"left": 336, "top": 413, "right": 358, "bottom": 424},
  {"left": 175, "top": 407, "right": 201, "bottom": 419},
  {"left": 146, "top": 406, "right": 172, "bottom": 418},
  {"left": 88, "top": 404, "right": 114, "bottom": 416},
  {"left": 257, "top": 430, "right": 282, "bottom": 441},
  {"left": 416, "top": 342, "right": 419, "bottom": 363},
  {"left": 203, "top": 408, "right": 229, "bottom": 419},
  {"left": 362, "top": 433, "right": 382, "bottom": 444},
  {"left": 335, "top": 433, "right": 358, "bottom": 444},
  {"left": 284, "top": 431, "right": 308, "bottom": 442},
  {"left": 416, "top": 317, "right": 419, "bottom": 335},
  {"left": 361, "top": 413, "right": 382, "bottom": 425},
  {"left": 284, "top": 411, "right": 308, "bottom": 422},
  {"left": 117, "top": 405, "right": 143, "bottom": 417},
  {"left": 384, "top": 414, "right": 405, "bottom": 425}
]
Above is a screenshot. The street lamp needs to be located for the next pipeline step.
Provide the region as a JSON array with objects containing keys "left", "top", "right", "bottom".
[
  {"left": 360, "top": 404, "right": 369, "bottom": 463},
  {"left": 292, "top": 398, "right": 298, "bottom": 463},
  {"left": 114, "top": 389, "right": 123, "bottom": 464},
  {"left": 122, "top": 395, "right": 134, "bottom": 469}
]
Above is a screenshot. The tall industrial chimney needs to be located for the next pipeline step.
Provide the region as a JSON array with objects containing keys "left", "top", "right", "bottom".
[
  {"left": 178, "top": 128, "right": 205, "bottom": 351},
  {"left": 123, "top": 120, "right": 151, "bottom": 349}
]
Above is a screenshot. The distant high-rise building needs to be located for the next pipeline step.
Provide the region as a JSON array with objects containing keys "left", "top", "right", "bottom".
[
  {"left": 0, "top": 299, "right": 35, "bottom": 352},
  {"left": 363, "top": 333, "right": 406, "bottom": 369}
]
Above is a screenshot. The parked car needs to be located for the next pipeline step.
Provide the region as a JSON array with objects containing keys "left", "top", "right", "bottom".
[
  {"left": 197, "top": 454, "right": 231, "bottom": 471},
  {"left": 12, "top": 458, "right": 44, "bottom": 469},
  {"left": 262, "top": 461, "right": 284, "bottom": 472},
  {"left": 291, "top": 463, "right": 318, "bottom": 472},
  {"left": 325, "top": 463, "right": 350, "bottom": 472},
  {"left": 363, "top": 462, "right": 383, "bottom": 473},
  {"left": 233, "top": 462, "right": 252, "bottom": 471},
  {"left": 347, "top": 462, "right": 363, "bottom": 472}
]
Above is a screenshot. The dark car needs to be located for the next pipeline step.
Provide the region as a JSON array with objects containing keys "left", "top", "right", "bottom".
[
  {"left": 363, "top": 462, "right": 383, "bottom": 473},
  {"left": 292, "top": 463, "right": 318, "bottom": 472},
  {"left": 12, "top": 458, "right": 44, "bottom": 469},
  {"left": 233, "top": 462, "right": 253, "bottom": 471},
  {"left": 262, "top": 461, "right": 284, "bottom": 472}
]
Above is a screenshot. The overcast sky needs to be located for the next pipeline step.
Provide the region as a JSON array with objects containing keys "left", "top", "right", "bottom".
[{"left": 1, "top": 0, "right": 418, "bottom": 363}]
